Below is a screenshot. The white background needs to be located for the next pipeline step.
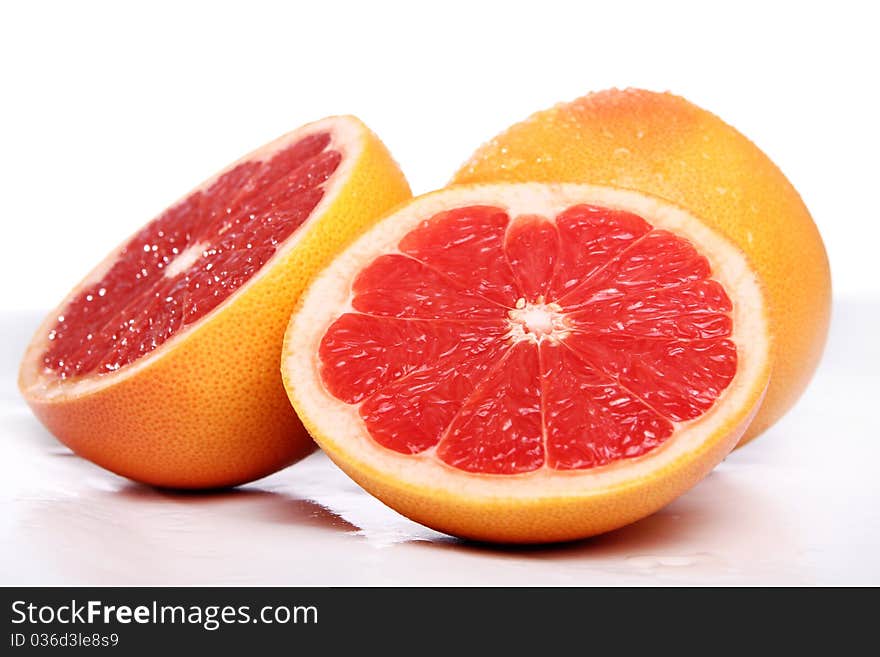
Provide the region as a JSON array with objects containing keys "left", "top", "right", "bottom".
[
  {"left": 2, "top": 1, "right": 879, "bottom": 585},
  {"left": 1, "top": 0, "right": 878, "bottom": 309}
]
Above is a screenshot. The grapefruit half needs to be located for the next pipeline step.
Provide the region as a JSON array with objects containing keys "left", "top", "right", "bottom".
[
  {"left": 282, "top": 183, "right": 771, "bottom": 543},
  {"left": 453, "top": 88, "right": 831, "bottom": 444},
  {"left": 19, "top": 115, "right": 411, "bottom": 489}
]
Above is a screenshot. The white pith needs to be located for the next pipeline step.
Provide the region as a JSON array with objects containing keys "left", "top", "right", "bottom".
[
  {"left": 162, "top": 241, "right": 208, "bottom": 278},
  {"left": 283, "top": 183, "right": 771, "bottom": 500},
  {"left": 506, "top": 299, "right": 569, "bottom": 344},
  {"left": 20, "top": 115, "right": 365, "bottom": 401}
]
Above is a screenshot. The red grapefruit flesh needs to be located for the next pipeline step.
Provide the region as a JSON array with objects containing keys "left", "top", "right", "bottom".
[
  {"left": 322, "top": 204, "right": 734, "bottom": 469},
  {"left": 20, "top": 116, "right": 411, "bottom": 488},
  {"left": 283, "top": 183, "right": 771, "bottom": 543},
  {"left": 44, "top": 132, "right": 340, "bottom": 379}
]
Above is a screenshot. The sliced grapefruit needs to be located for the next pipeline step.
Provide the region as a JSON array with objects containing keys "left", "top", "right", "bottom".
[
  {"left": 283, "top": 183, "right": 771, "bottom": 543},
  {"left": 19, "top": 115, "right": 411, "bottom": 489},
  {"left": 452, "top": 88, "right": 830, "bottom": 444}
]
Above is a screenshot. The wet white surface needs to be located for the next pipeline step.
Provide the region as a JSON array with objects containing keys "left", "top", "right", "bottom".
[{"left": 2, "top": 301, "right": 879, "bottom": 586}]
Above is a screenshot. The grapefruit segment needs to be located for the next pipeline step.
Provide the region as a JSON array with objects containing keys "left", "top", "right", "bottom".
[
  {"left": 539, "top": 342, "right": 673, "bottom": 470},
  {"left": 357, "top": 322, "right": 509, "bottom": 456},
  {"left": 20, "top": 115, "right": 411, "bottom": 488},
  {"left": 557, "top": 230, "right": 712, "bottom": 311},
  {"left": 549, "top": 204, "right": 651, "bottom": 299},
  {"left": 503, "top": 214, "right": 559, "bottom": 301},
  {"left": 399, "top": 206, "right": 519, "bottom": 306},
  {"left": 351, "top": 254, "right": 503, "bottom": 318},
  {"left": 318, "top": 315, "right": 507, "bottom": 406},
  {"left": 436, "top": 342, "right": 544, "bottom": 475},
  {"left": 565, "top": 279, "right": 734, "bottom": 340},
  {"left": 283, "top": 183, "right": 772, "bottom": 543},
  {"left": 565, "top": 333, "right": 737, "bottom": 422}
]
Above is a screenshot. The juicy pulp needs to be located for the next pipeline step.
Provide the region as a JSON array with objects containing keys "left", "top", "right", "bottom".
[
  {"left": 42, "top": 132, "right": 341, "bottom": 379},
  {"left": 318, "top": 204, "right": 738, "bottom": 474}
]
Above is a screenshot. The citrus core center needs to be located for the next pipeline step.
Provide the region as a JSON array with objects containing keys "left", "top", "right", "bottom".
[{"left": 507, "top": 299, "right": 568, "bottom": 343}]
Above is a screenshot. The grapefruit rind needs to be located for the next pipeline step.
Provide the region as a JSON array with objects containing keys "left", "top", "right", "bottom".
[
  {"left": 19, "top": 115, "right": 412, "bottom": 489},
  {"left": 282, "top": 183, "right": 771, "bottom": 542}
]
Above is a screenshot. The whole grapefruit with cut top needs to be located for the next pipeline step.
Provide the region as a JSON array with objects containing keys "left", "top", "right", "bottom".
[
  {"left": 19, "top": 115, "right": 411, "bottom": 489},
  {"left": 453, "top": 88, "right": 830, "bottom": 443},
  {"left": 282, "top": 183, "right": 772, "bottom": 543}
]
